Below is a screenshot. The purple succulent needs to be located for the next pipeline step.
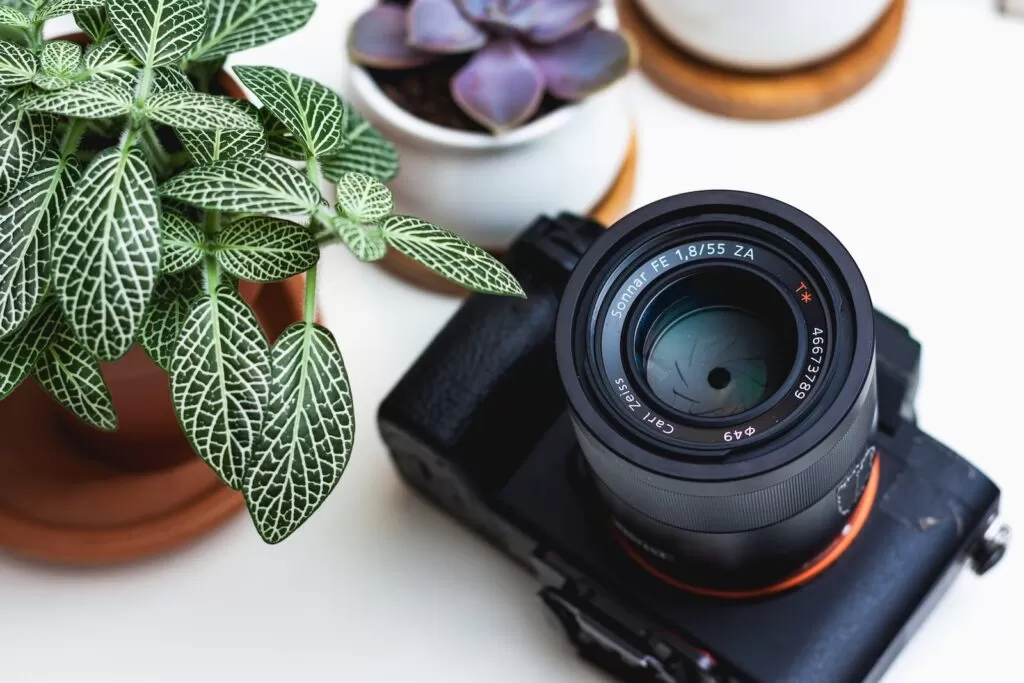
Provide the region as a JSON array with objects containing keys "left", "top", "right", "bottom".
[{"left": 349, "top": 0, "right": 634, "bottom": 133}]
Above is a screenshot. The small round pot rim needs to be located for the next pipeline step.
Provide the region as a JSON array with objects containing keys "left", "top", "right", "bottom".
[{"left": 349, "top": 66, "right": 582, "bottom": 150}]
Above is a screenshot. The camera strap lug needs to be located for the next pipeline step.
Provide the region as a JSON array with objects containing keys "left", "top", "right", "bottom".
[{"left": 970, "top": 520, "right": 1011, "bottom": 575}]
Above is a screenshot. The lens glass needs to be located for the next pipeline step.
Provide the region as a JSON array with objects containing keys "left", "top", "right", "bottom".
[{"left": 638, "top": 268, "right": 798, "bottom": 421}]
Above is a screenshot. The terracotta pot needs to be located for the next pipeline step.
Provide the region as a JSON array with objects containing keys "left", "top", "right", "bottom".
[
  {"left": 57, "top": 280, "right": 264, "bottom": 471},
  {"left": 0, "top": 278, "right": 305, "bottom": 564}
]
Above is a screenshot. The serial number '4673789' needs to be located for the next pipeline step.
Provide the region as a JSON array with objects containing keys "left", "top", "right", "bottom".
[{"left": 796, "top": 328, "right": 826, "bottom": 400}]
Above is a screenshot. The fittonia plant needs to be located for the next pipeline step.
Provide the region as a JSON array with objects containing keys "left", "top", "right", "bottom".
[
  {"left": 349, "top": 0, "right": 634, "bottom": 132},
  {"left": 0, "top": 0, "right": 523, "bottom": 543}
]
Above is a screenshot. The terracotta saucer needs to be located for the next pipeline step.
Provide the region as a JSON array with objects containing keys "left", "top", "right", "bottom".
[
  {"left": 378, "top": 129, "right": 638, "bottom": 297},
  {"left": 0, "top": 277, "right": 304, "bottom": 565},
  {"left": 617, "top": 0, "right": 905, "bottom": 120}
]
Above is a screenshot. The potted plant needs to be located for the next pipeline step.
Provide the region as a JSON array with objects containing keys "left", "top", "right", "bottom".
[
  {"left": 632, "top": 0, "right": 893, "bottom": 72},
  {"left": 0, "top": 0, "right": 523, "bottom": 554},
  {"left": 346, "top": 0, "right": 636, "bottom": 249}
]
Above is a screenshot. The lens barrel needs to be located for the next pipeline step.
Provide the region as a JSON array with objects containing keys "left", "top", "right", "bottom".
[{"left": 556, "top": 191, "right": 878, "bottom": 589}]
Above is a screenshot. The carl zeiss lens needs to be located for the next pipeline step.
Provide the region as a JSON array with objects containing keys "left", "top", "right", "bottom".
[
  {"left": 555, "top": 191, "right": 878, "bottom": 591},
  {"left": 637, "top": 267, "right": 799, "bottom": 421}
]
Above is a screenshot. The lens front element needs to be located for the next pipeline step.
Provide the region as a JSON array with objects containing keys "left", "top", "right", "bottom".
[{"left": 639, "top": 268, "right": 798, "bottom": 421}]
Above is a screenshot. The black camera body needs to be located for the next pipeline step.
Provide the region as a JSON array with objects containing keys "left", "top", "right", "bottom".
[{"left": 379, "top": 197, "right": 1007, "bottom": 683}]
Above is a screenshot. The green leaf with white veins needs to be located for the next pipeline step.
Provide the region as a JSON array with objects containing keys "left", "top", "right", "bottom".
[
  {"left": 245, "top": 322, "right": 353, "bottom": 544},
  {"left": 160, "top": 212, "right": 204, "bottom": 274},
  {"left": 32, "top": 74, "right": 73, "bottom": 91},
  {"left": 160, "top": 156, "right": 322, "bottom": 216},
  {"left": 145, "top": 91, "right": 259, "bottom": 131},
  {"left": 334, "top": 172, "right": 393, "bottom": 223},
  {"left": 190, "top": 0, "right": 316, "bottom": 63},
  {"left": 381, "top": 216, "right": 526, "bottom": 297},
  {"left": 0, "top": 40, "right": 35, "bottom": 87},
  {"left": 4, "top": 1, "right": 34, "bottom": 13},
  {"left": 0, "top": 103, "right": 54, "bottom": 202},
  {"left": 0, "top": 8, "right": 31, "bottom": 29},
  {"left": 34, "top": 318, "right": 117, "bottom": 431},
  {"left": 150, "top": 66, "right": 193, "bottom": 93},
  {"left": 322, "top": 109, "right": 398, "bottom": 183},
  {"left": 259, "top": 107, "right": 305, "bottom": 160},
  {"left": 138, "top": 267, "right": 203, "bottom": 371},
  {"left": 172, "top": 286, "right": 270, "bottom": 490},
  {"left": 234, "top": 65, "right": 347, "bottom": 159},
  {"left": 329, "top": 215, "right": 386, "bottom": 263},
  {"left": 39, "top": 1, "right": 106, "bottom": 21},
  {"left": 0, "top": 151, "right": 80, "bottom": 338},
  {"left": 19, "top": 80, "right": 133, "bottom": 119},
  {"left": 108, "top": 0, "right": 206, "bottom": 67},
  {"left": 53, "top": 148, "right": 160, "bottom": 360},
  {"left": 178, "top": 126, "right": 267, "bottom": 165},
  {"left": 34, "top": 41, "right": 81, "bottom": 90},
  {"left": 40, "top": 41, "right": 83, "bottom": 78},
  {"left": 0, "top": 296, "right": 61, "bottom": 399},
  {"left": 0, "top": 12, "right": 30, "bottom": 49},
  {"left": 83, "top": 40, "right": 139, "bottom": 87},
  {"left": 76, "top": 7, "right": 112, "bottom": 44},
  {"left": 214, "top": 216, "right": 318, "bottom": 282}
]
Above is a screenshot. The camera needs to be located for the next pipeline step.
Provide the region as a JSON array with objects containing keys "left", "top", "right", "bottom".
[{"left": 378, "top": 191, "right": 1010, "bottom": 683}]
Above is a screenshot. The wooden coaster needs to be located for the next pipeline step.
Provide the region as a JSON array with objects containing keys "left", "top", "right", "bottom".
[
  {"left": 380, "top": 129, "right": 638, "bottom": 296},
  {"left": 0, "top": 277, "right": 304, "bottom": 566},
  {"left": 617, "top": 0, "right": 905, "bottom": 120}
]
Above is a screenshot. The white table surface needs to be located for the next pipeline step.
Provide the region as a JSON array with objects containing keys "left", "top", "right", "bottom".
[{"left": 4, "top": 1, "right": 1022, "bottom": 681}]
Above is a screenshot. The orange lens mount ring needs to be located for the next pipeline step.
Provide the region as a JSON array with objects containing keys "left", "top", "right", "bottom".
[{"left": 616, "top": 455, "right": 881, "bottom": 600}]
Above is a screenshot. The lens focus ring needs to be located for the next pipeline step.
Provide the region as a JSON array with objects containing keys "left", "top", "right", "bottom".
[{"left": 577, "top": 365, "right": 875, "bottom": 532}]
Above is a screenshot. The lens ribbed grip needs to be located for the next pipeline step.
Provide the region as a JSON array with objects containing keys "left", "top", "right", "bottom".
[{"left": 580, "top": 380, "right": 876, "bottom": 533}]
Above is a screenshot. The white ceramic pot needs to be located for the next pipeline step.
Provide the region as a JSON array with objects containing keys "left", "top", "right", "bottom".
[
  {"left": 636, "top": 0, "right": 892, "bottom": 72},
  {"left": 346, "top": 67, "right": 632, "bottom": 250}
]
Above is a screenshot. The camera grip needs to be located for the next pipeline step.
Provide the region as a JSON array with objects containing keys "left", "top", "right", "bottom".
[{"left": 379, "top": 215, "right": 605, "bottom": 492}]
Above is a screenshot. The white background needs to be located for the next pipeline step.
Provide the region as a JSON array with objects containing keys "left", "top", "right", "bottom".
[{"left": 2, "top": 1, "right": 1022, "bottom": 681}]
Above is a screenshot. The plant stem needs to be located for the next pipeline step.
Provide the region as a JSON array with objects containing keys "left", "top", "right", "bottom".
[
  {"left": 315, "top": 228, "right": 337, "bottom": 247},
  {"left": 58, "top": 119, "right": 88, "bottom": 162},
  {"left": 312, "top": 206, "right": 337, "bottom": 246},
  {"left": 203, "top": 209, "right": 221, "bottom": 239},
  {"left": 308, "top": 160, "right": 338, "bottom": 244},
  {"left": 120, "top": 64, "right": 156, "bottom": 153},
  {"left": 141, "top": 123, "right": 172, "bottom": 177},
  {"left": 136, "top": 64, "right": 155, "bottom": 107},
  {"left": 304, "top": 265, "right": 317, "bottom": 324},
  {"left": 204, "top": 253, "right": 219, "bottom": 298},
  {"left": 306, "top": 155, "right": 321, "bottom": 188},
  {"left": 303, "top": 156, "right": 323, "bottom": 321},
  {"left": 203, "top": 210, "right": 223, "bottom": 294},
  {"left": 28, "top": 20, "right": 43, "bottom": 51},
  {"left": 119, "top": 124, "right": 141, "bottom": 151}
]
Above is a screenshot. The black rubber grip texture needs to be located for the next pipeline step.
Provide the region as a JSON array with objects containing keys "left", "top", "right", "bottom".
[
  {"left": 378, "top": 215, "right": 606, "bottom": 492},
  {"left": 578, "top": 374, "right": 877, "bottom": 533}
]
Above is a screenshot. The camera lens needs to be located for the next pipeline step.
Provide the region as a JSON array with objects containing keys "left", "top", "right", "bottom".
[
  {"left": 637, "top": 267, "right": 798, "bottom": 421},
  {"left": 556, "top": 191, "right": 878, "bottom": 591}
]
